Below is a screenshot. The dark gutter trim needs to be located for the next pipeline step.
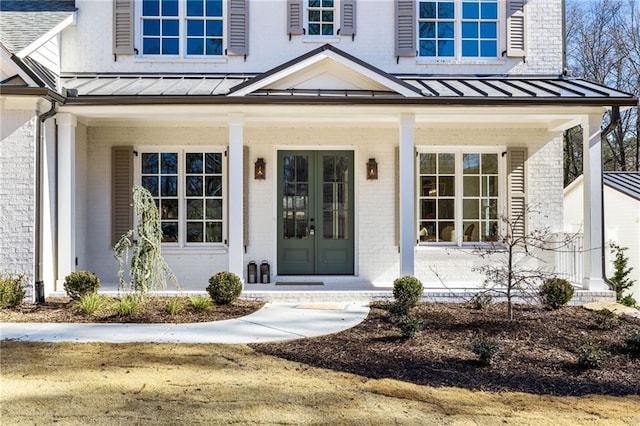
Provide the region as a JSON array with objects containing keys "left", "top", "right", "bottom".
[
  {"left": 9, "top": 53, "right": 46, "bottom": 87},
  {"left": 0, "top": 86, "right": 66, "bottom": 103},
  {"left": 62, "top": 95, "right": 639, "bottom": 107}
]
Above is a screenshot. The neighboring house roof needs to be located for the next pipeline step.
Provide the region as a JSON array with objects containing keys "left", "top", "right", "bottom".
[
  {"left": 59, "top": 45, "right": 638, "bottom": 107},
  {"left": 0, "top": 0, "right": 75, "bottom": 54},
  {"left": 604, "top": 172, "right": 640, "bottom": 202}
]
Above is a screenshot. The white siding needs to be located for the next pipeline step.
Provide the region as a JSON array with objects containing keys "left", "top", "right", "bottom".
[
  {"left": 0, "top": 111, "right": 36, "bottom": 300},
  {"left": 61, "top": 0, "right": 563, "bottom": 76}
]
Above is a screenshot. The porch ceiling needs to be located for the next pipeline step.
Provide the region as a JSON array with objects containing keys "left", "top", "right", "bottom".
[{"left": 60, "top": 102, "right": 591, "bottom": 132}]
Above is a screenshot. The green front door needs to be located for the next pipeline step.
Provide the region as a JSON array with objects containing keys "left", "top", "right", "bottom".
[{"left": 277, "top": 151, "right": 354, "bottom": 275}]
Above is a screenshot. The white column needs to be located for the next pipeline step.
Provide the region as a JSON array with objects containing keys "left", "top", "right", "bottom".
[
  {"left": 228, "top": 113, "right": 244, "bottom": 280},
  {"left": 399, "top": 113, "right": 415, "bottom": 276},
  {"left": 56, "top": 113, "right": 77, "bottom": 288},
  {"left": 582, "top": 112, "right": 607, "bottom": 291}
]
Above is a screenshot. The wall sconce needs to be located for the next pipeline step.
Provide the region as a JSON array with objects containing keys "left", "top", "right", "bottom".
[
  {"left": 366, "top": 158, "right": 378, "bottom": 180},
  {"left": 254, "top": 158, "right": 266, "bottom": 180}
]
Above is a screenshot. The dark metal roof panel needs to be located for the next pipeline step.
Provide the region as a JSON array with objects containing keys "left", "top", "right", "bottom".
[
  {"left": 58, "top": 75, "right": 638, "bottom": 106},
  {"left": 604, "top": 172, "right": 640, "bottom": 201}
]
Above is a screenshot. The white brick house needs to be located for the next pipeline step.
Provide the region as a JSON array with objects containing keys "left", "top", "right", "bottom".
[{"left": 1, "top": 0, "right": 637, "bottom": 301}]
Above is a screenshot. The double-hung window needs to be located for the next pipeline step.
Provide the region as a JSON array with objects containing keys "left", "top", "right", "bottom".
[
  {"left": 306, "top": 0, "right": 336, "bottom": 36},
  {"left": 141, "top": 150, "right": 225, "bottom": 246},
  {"left": 418, "top": 0, "right": 498, "bottom": 58},
  {"left": 418, "top": 150, "right": 501, "bottom": 244},
  {"left": 141, "top": 0, "right": 224, "bottom": 56}
]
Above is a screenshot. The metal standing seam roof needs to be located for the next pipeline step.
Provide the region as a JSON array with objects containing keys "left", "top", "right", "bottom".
[
  {"left": 60, "top": 74, "right": 638, "bottom": 106},
  {"left": 604, "top": 172, "right": 640, "bottom": 201}
]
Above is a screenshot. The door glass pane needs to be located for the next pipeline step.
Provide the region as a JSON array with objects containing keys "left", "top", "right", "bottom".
[
  {"left": 282, "top": 155, "right": 309, "bottom": 240},
  {"left": 322, "top": 154, "right": 349, "bottom": 239}
]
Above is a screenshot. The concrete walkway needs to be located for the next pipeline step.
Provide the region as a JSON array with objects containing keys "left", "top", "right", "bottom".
[{"left": 0, "top": 302, "right": 369, "bottom": 344}]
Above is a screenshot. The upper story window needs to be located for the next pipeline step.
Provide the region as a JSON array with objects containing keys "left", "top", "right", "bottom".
[
  {"left": 141, "top": 0, "right": 224, "bottom": 56},
  {"left": 418, "top": 0, "right": 498, "bottom": 58},
  {"left": 307, "top": 0, "right": 335, "bottom": 36}
]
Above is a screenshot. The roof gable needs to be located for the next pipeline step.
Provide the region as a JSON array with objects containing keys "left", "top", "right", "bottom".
[{"left": 229, "top": 44, "right": 423, "bottom": 98}]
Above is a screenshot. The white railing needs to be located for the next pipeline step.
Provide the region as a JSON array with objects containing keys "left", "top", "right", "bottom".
[{"left": 554, "top": 233, "right": 584, "bottom": 285}]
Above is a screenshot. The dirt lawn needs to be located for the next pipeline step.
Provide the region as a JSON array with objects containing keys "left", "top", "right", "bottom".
[{"left": 1, "top": 342, "right": 639, "bottom": 425}]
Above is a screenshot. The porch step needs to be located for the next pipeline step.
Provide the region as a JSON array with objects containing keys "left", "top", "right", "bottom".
[{"left": 48, "top": 289, "right": 615, "bottom": 305}]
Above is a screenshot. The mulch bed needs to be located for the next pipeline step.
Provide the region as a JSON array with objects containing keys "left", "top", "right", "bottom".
[
  {"left": 0, "top": 297, "right": 264, "bottom": 323},
  {"left": 252, "top": 302, "right": 640, "bottom": 397}
]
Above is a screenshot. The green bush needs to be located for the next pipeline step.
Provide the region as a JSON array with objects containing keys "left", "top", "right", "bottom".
[
  {"left": 74, "top": 293, "right": 109, "bottom": 315},
  {"left": 619, "top": 294, "right": 638, "bottom": 308},
  {"left": 64, "top": 271, "right": 100, "bottom": 301},
  {"left": 392, "top": 276, "right": 423, "bottom": 314},
  {"left": 395, "top": 314, "right": 419, "bottom": 338},
  {"left": 577, "top": 341, "right": 606, "bottom": 369},
  {"left": 469, "top": 333, "right": 501, "bottom": 366},
  {"left": 114, "top": 295, "right": 142, "bottom": 317},
  {"left": 470, "top": 293, "right": 493, "bottom": 310},
  {"left": 207, "top": 272, "right": 243, "bottom": 305},
  {"left": 593, "top": 309, "right": 620, "bottom": 330},
  {"left": 540, "top": 278, "right": 574, "bottom": 309},
  {"left": 190, "top": 296, "right": 213, "bottom": 311},
  {"left": 165, "top": 298, "right": 183, "bottom": 315},
  {"left": 0, "top": 273, "right": 26, "bottom": 309},
  {"left": 624, "top": 330, "right": 640, "bottom": 357}
]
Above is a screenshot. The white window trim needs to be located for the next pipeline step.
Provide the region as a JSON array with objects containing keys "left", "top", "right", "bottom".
[
  {"left": 416, "top": 0, "right": 505, "bottom": 63},
  {"left": 302, "top": 0, "right": 340, "bottom": 42},
  {"left": 415, "top": 146, "right": 506, "bottom": 248},
  {"left": 134, "top": 146, "right": 228, "bottom": 250},
  {"left": 135, "top": 0, "right": 227, "bottom": 59}
]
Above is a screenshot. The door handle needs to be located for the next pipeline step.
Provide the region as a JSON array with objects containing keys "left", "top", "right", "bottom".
[{"left": 309, "top": 225, "right": 315, "bottom": 236}]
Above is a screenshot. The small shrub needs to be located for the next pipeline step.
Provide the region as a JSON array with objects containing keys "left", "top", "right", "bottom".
[
  {"left": 392, "top": 276, "right": 423, "bottom": 313},
  {"left": 619, "top": 294, "right": 638, "bottom": 308},
  {"left": 540, "top": 278, "right": 574, "bottom": 309},
  {"left": 207, "top": 272, "right": 243, "bottom": 305},
  {"left": 190, "top": 296, "right": 213, "bottom": 311},
  {"left": 395, "top": 314, "right": 419, "bottom": 338},
  {"left": 165, "top": 298, "right": 183, "bottom": 315},
  {"left": 64, "top": 271, "right": 100, "bottom": 301},
  {"left": 470, "top": 293, "right": 493, "bottom": 310},
  {"left": 74, "top": 293, "right": 109, "bottom": 315},
  {"left": 577, "top": 341, "right": 606, "bottom": 369},
  {"left": 593, "top": 309, "right": 620, "bottom": 330},
  {"left": 624, "top": 330, "right": 640, "bottom": 357},
  {"left": 469, "top": 333, "right": 501, "bottom": 366},
  {"left": 0, "top": 273, "right": 26, "bottom": 309},
  {"left": 113, "top": 295, "right": 142, "bottom": 317}
]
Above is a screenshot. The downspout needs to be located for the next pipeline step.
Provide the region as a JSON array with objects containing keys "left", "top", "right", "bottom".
[
  {"left": 598, "top": 106, "right": 621, "bottom": 292},
  {"left": 35, "top": 99, "right": 58, "bottom": 303}
]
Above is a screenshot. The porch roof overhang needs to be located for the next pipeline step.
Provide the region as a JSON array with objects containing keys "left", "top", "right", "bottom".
[{"left": 59, "top": 75, "right": 638, "bottom": 108}]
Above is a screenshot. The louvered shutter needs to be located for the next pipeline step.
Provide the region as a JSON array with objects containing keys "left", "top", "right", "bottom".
[
  {"left": 395, "top": 0, "right": 416, "bottom": 57},
  {"left": 506, "top": 0, "right": 526, "bottom": 57},
  {"left": 287, "top": 0, "right": 304, "bottom": 36},
  {"left": 227, "top": 0, "right": 248, "bottom": 55},
  {"left": 341, "top": 0, "right": 356, "bottom": 36},
  {"left": 243, "top": 146, "right": 249, "bottom": 248},
  {"left": 112, "top": 146, "right": 134, "bottom": 245},
  {"left": 113, "top": 0, "right": 134, "bottom": 55},
  {"left": 507, "top": 148, "right": 527, "bottom": 238}
]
